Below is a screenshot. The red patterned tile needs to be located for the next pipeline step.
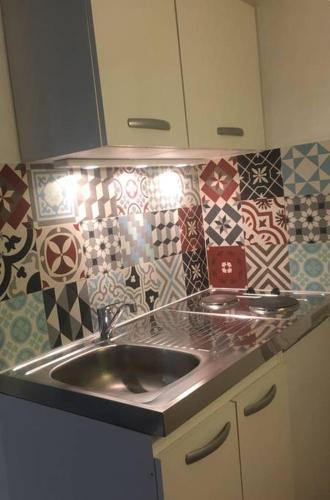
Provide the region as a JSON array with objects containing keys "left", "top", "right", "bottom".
[
  {"left": 36, "top": 223, "right": 86, "bottom": 288},
  {"left": 207, "top": 246, "right": 247, "bottom": 288},
  {"left": 199, "top": 159, "right": 240, "bottom": 204},
  {"left": 178, "top": 205, "right": 205, "bottom": 252},
  {"left": 242, "top": 197, "right": 289, "bottom": 245},
  {"left": 0, "top": 164, "right": 31, "bottom": 229}
]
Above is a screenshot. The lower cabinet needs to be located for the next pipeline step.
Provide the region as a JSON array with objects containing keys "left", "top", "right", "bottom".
[
  {"left": 155, "top": 402, "right": 242, "bottom": 500},
  {"left": 284, "top": 318, "right": 330, "bottom": 500},
  {"left": 154, "top": 357, "right": 294, "bottom": 500},
  {"left": 232, "top": 363, "right": 294, "bottom": 500}
]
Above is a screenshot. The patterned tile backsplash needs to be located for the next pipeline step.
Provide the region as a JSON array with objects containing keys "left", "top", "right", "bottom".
[
  {"left": 0, "top": 164, "right": 209, "bottom": 369},
  {"left": 204, "top": 140, "right": 330, "bottom": 295},
  {"left": 1, "top": 139, "right": 330, "bottom": 369}
]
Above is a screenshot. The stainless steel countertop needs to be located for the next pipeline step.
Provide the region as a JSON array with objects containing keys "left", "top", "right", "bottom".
[{"left": 0, "top": 291, "right": 329, "bottom": 436}]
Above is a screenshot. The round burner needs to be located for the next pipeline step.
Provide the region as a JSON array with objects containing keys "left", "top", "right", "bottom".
[
  {"left": 200, "top": 294, "right": 239, "bottom": 309},
  {"left": 249, "top": 296, "right": 299, "bottom": 314}
]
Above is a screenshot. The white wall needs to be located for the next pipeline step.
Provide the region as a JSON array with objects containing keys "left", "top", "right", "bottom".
[
  {"left": 257, "top": 0, "right": 330, "bottom": 148},
  {"left": 0, "top": 9, "right": 20, "bottom": 162}
]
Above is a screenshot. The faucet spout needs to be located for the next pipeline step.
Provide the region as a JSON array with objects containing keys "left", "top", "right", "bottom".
[{"left": 97, "top": 302, "right": 137, "bottom": 340}]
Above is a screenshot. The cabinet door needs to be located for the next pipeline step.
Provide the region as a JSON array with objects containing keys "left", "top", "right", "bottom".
[
  {"left": 91, "top": 0, "right": 188, "bottom": 148},
  {"left": 156, "top": 402, "right": 242, "bottom": 500},
  {"left": 176, "top": 0, "right": 264, "bottom": 150},
  {"left": 284, "top": 318, "right": 330, "bottom": 500},
  {"left": 232, "top": 363, "right": 294, "bottom": 500},
  {"left": 0, "top": 10, "right": 19, "bottom": 163}
]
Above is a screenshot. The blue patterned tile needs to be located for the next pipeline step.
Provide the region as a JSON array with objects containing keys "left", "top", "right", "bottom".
[
  {"left": 288, "top": 242, "right": 330, "bottom": 291},
  {"left": 281, "top": 142, "right": 330, "bottom": 197},
  {"left": 0, "top": 291, "right": 50, "bottom": 371},
  {"left": 29, "top": 166, "right": 77, "bottom": 225}
]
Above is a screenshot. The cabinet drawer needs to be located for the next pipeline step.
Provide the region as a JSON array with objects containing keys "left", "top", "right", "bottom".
[{"left": 155, "top": 401, "right": 242, "bottom": 500}]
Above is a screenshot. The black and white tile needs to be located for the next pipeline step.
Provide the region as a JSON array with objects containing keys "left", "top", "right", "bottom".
[
  {"left": 150, "top": 209, "right": 181, "bottom": 259},
  {"left": 182, "top": 248, "right": 209, "bottom": 295},
  {"left": 236, "top": 149, "right": 284, "bottom": 200}
]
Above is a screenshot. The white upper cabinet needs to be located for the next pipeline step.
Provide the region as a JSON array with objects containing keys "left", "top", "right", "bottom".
[
  {"left": 2, "top": 0, "right": 264, "bottom": 161},
  {"left": 91, "top": 0, "right": 188, "bottom": 149},
  {"left": 0, "top": 10, "right": 19, "bottom": 163},
  {"left": 176, "top": 0, "right": 265, "bottom": 150}
]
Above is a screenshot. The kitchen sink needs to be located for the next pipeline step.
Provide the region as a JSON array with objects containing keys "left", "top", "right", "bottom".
[{"left": 51, "top": 344, "right": 200, "bottom": 401}]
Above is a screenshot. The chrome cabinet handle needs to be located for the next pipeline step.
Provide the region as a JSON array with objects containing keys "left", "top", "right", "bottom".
[
  {"left": 217, "top": 127, "right": 244, "bottom": 137},
  {"left": 185, "top": 422, "right": 231, "bottom": 465},
  {"left": 244, "top": 384, "right": 277, "bottom": 417},
  {"left": 127, "top": 118, "right": 170, "bottom": 130}
]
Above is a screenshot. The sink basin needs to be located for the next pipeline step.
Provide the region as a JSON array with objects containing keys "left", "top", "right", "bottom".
[{"left": 51, "top": 344, "right": 200, "bottom": 401}]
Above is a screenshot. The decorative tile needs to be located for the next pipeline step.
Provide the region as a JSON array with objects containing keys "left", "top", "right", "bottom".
[
  {"left": 150, "top": 209, "right": 181, "bottom": 259},
  {"left": 207, "top": 246, "right": 247, "bottom": 288},
  {"left": 43, "top": 280, "right": 94, "bottom": 348},
  {"left": 180, "top": 166, "right": 201, "bottom": 207},
  {"left": 36, "top": 223, "right": 86, "bottom": 288},
  {"left": 28, "top": 166, "right": 77, "bottom": 225},
  {"left": 236, "top": 149, "right": 284, "bottom": 200},
  {"left": 112, "top": 167, "right": 149, "bottom": 215},
  {"left": 154, "top": 254, "right": 186, "bottom": 305},
  {"left": 0, "top": 164, "right": 31, "bottom": 229},
  {"left": 0, "top": 292, "right": 50, "bottom": 371},
  {"left": 77, "top": 167, "right": 117, "bottom": 221},
  {"left": 182, "top": 248, "right": 209, "bottom": 295},
  {"left": 178, "top": 205, "right": 205, "bottom": 253},
  {"left": 241, "top": 197, "right": 289, "bottom": 245},
  {"left": 245, "top": 244, "right": 291, "bottom": 290},
  {"left": 203, "top": 201, "right": 244, "bottom": 246},
  {"left": 81, "top": 217, "right": 122, "bottom": 276},
  {"left": 286, "top": 194, "right": 330, "bottom": 243},
  {"left": 118, "top": 213, "right": 154, "bottom": 268},
  {"left": 281, "top": 141, "right": 330, "bottom": 196},
  {"left": 199, "top": 158, "right": 240, "bottom": 204},
  {"left": 147, "top": 166, "right": 200, "bottom": 211},
  {"left": 0, "top": 223, "right": 41, "bottom": 302},
  {"left": 122, "top": 261, "right": 160, "bottom": 316},
  {"left": 288, "top": 242, "right": 330, "bottom": 292}
]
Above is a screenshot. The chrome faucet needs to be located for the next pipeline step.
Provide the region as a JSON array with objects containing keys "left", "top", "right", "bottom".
[{"left": 97, "top": 302, "right": 137, "bottom": 340}]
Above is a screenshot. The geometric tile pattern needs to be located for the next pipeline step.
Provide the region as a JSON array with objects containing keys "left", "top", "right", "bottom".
[
  {"left": 0, "top": 223, "right": 41, "bottom": 302},
  {"left": 241, "top": 197, "right": 289, "bottom": 245},
  {"left": 237, "top": 149, "right": 284, "bottom": 200},
  {"left": 182, "top": 248, "right": 209, "bottom": 295},
  {"left": 154, "top": 254, "right": 186, "bottom": 306},
  {"left": 122, "top": 261, "right": 160, "bottom": 318},
  {"left": 77, "top": 167, "right": 117, "bottom": 221},
  {"left": 178, "top": 205, "right": 205, "bottom": 252},
  {"left": 245, "top": 244, "right": 291, "bottom": 290},
  {"left": 288, "top": 242, "right": 330, "bottom": 292},
  {"left": 281, "top": 141, "right": 330, "bottom": 197},
  {"left": 118, "top": 213, "right": 154, "bottom": 268},
  {"left": 199, "top": 158, "right": 240, "bottom": 204},
  {"left": 203, "top": 201, "right": 244, "bottom": 246},
  {"left": 28, "top": 166, "right": 77, "bottom": 225},
  {"left": 112, "top": 167, "right": 149, "bottom": 215},
  {"left": 150, "top": 209, "right": 181, "bottom": 259},
  {"left": 0, "top": 164, "right": 31, "bottom": 229},
  {"left": 81, "top": 217, "right": 122, "bottom": 276},
  {"left": 207, "top": 246, "right": 247, "bottom": 288},
  {"left": 286, "top": 194, "right": 330, "bottom": 243},
  {"left": 0, "top": 291, "right": 49, "bottom": 371},
  {"left": 36, "top": 223, "right": 86, "bottom": 288},
  {"left": 42, "top": 280, "right": 94, "bottom": 348}
]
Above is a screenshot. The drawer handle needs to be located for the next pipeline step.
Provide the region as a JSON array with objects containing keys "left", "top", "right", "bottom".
[
  {"left": 127, "top": 118, "right": 171, "bottom": 131},
  {"left": 217, "top": 127, "right": 244, "bottom": 137},
  {"left": 185, "top": 422, "right": 231, "bottom": 465},
  {"left": 244, "top": 384, "right": 277, "bottom": 417}
]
